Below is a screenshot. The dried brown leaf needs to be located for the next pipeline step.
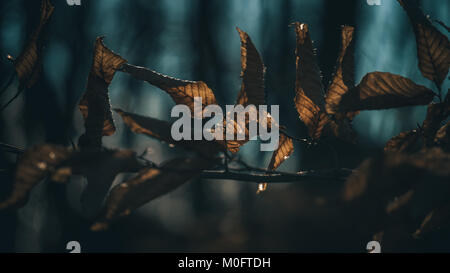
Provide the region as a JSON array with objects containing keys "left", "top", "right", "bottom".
[
  {"left": 115, "top": 109, "right": 223, "bottom": 157},
  {"left": 413, "top": 201, "right": 450, "bottom": 238},
  {"left": 343, "top": 148, "right": 450, "bottom": 202},
  {"left": 384, "top": 130, "right": 420, "bottom": 152},
  {"left": 0, "top": 144, "right": 71, "bottom": 210},
  {"left": 338, "top": 72, "right": 435, "bottom": 112},
  {"left": 0, "top": 144, "right": 143, "bottom": 213},
  {"left": 215, "top": 28, "right": 267, "bottom": 153},
  {"left": 325, "top": 26, "right": 356, "bottom": 115},
  {"left": 322, "top": 115, "right": 357, "bottom": 143},
  {"left": 386, "top": 189, "right": 414, "bottom": 214},
  {"left": 120, "top": 63, "right": 217, "bottom": 117},
  {"left": 422, "top": 102, "right": 450, "bottom": 146},
  {"left": 258, "top": 132, "right": 294, "bottom": 193},
  {"left": 91, "top": 157, "right": 215, "bottom": 231},
  {"left": 236, "top": 27, "right": 266, "bottom": 107},
  {"left": 78, "top": 37, "right": 126, "bottom": 150},
  {"left": 11, "top": 0, "right": 54, "bottom": 89},
  {"left": 292, "top": 22, "right": 328, "bottom": 139},
  {"left": 414, "top": 204, "right": 450, "bottom": 238},
  {"left": 435, "top": 121, "right": 450, "bottom": 151},
  {"left": 78, "top": 149, "right": 143, "bottom": 218},
  {"left": 398, "top": 0, "right": 450, "bottom": 87}
]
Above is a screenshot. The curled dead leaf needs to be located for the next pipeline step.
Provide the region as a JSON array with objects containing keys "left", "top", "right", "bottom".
[
  {"left": 236, "top": 27, "right": 266, "bottom": 107},
  {"left": 78, "top": 37, "right": 127, "bottom": 150},
  {"left": 0, "top": 144, "right": 71, "bottom": 210},
  {"left": 119, "top": 63, "right": 217, "bottom": 118},
  {"left": 115, "top": 109, "right": 223, "bottom": 157},
  {"left": 343, "top": 148, "right": 450, "bottom": 202},
  {"left": 91, "top": 157, "right": 216, "bottom": 231},
  {"left": 10, "top": 0, "right": 54, "bottom": 89},
  {"left": 338, "top": 72, "right": 435, "bottom": 112},
  {"left": 325, "top": 25, "right": 356, "bottom": 115},
  {"left": 292, "top": 22, "right": 328, "bottom": 139},
  {"left": 384, "top": 130, "right": 420, "bottom": 153},
  {"left": 422, "top": 102, "right": 450, "bottom": 146},
  {"left": 398, "top": 0, "right": 450, "bottom": 87},
  {"left": 435, "top": 121, "right": 450, "bottom": 151},
  {"left": 258, "top": 132, "right": 294, "bottom": 193},
  {"left": 414, "top": 204, "right": 450, "bottom": 238}
]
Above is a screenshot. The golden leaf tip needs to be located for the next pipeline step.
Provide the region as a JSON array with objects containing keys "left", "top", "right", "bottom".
[{"left": 256, "top": 183, "right": 267, "bottom": 194}]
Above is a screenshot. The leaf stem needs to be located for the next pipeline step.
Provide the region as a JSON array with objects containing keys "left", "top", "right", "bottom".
[
  {"left": 279, "top": 128, "right": 309, "bottom": 143},
  {"left": 0, "top": 142, "right": 25, "bottom": 154},
  {"left": 0, "top": 86, "right": 24, "bottom": 112}
]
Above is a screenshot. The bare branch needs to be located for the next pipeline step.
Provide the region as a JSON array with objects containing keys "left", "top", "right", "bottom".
[{"left": 200, "top": 168, "right": 353, "bottom": 183}]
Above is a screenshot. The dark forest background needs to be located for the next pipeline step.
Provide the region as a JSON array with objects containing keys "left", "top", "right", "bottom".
[{"left": 0, "top": 0, "right": 449, "bottom": 252}]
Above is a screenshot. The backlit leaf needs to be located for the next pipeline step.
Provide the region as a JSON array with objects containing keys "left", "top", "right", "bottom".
[
  {"left": 115, "top": 109, "right": 223, "bottom": 157},
  {"left": 325, "top": 26, "right": 356, "bottom": 115},
  {"left": 258, "top": 132, "right": 294, "bottom": 193},
  {"left": 398, "top": 0, "right": 450, "bottom": 87},
  {"left": 222, "top": 28, "right": 269, "bottom": 153},
  {"left": 236, "top": 27, "right": 266, "bottom": 107},
  {"left": 292, "top": 22, "right": 328, "bottom": 139},
  {"left": 338, "top": 72, "right": 435, "bottom": 112},
  {"left": 384, "top": 130, "right": 420, "bottom": 152},
  {"left": 10, "top": 0, "right": 54, "bottom": 89},
  {"left": 78, "top": 37, "right": 127, "bottom": 150},
  {"left": 120, "top": 63, "right": 217, "bottom": 117}
]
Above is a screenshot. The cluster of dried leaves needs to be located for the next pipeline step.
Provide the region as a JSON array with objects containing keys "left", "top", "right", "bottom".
[
  {"left": 340, "top": 0, "right": 450, "bottom": 247},
  {"left": 0, "top": 0, "right": 449, "bottom": 244}
]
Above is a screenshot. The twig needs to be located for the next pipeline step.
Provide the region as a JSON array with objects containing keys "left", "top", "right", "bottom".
[
  {"left": 200, "top": 169, "right": 353, "bottom": 183},
  {"left": 279, "top": 128, "right": 309, "bottom": 143},
  {"left": 0, "top": 142, "right": 25, "bottom": 154},
  {"left": 156, "top": 158, "right": 353, "bottom": 183},
  {"left": 0, "top": 86, "right": 24, "bottom": 112},
  {"left": 434, "top": 19, "right": 450, "bottom": 33},
  {"left": 0, "top": 140, "right": 353, "bottom": 184}
]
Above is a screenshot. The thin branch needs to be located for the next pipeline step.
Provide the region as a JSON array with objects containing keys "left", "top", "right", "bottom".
[
  {"left": 279, "top": 128, "right": 309, "bottom": 143},
  {"left": 0, "top": 142, "right": 25, "bottom": 154},
  {"left": 153, "top": 157, "right": 353, "bottom": 183},
  {"left": 434, "top": 19, "right": 450, "bottom": 33},
  {"left": 200, "top": 169, "right": 353, "bottom": 183},
  {"left": 0, "top": 86, "right": 24, "bottom": 112},
  {"left": 0, "top": 140, "right": 353, "bottom": 184}
]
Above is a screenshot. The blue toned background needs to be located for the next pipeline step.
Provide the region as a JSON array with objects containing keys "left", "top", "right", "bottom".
[{"left": 0, "top": 0, "right": 449, "bottom": 252}]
